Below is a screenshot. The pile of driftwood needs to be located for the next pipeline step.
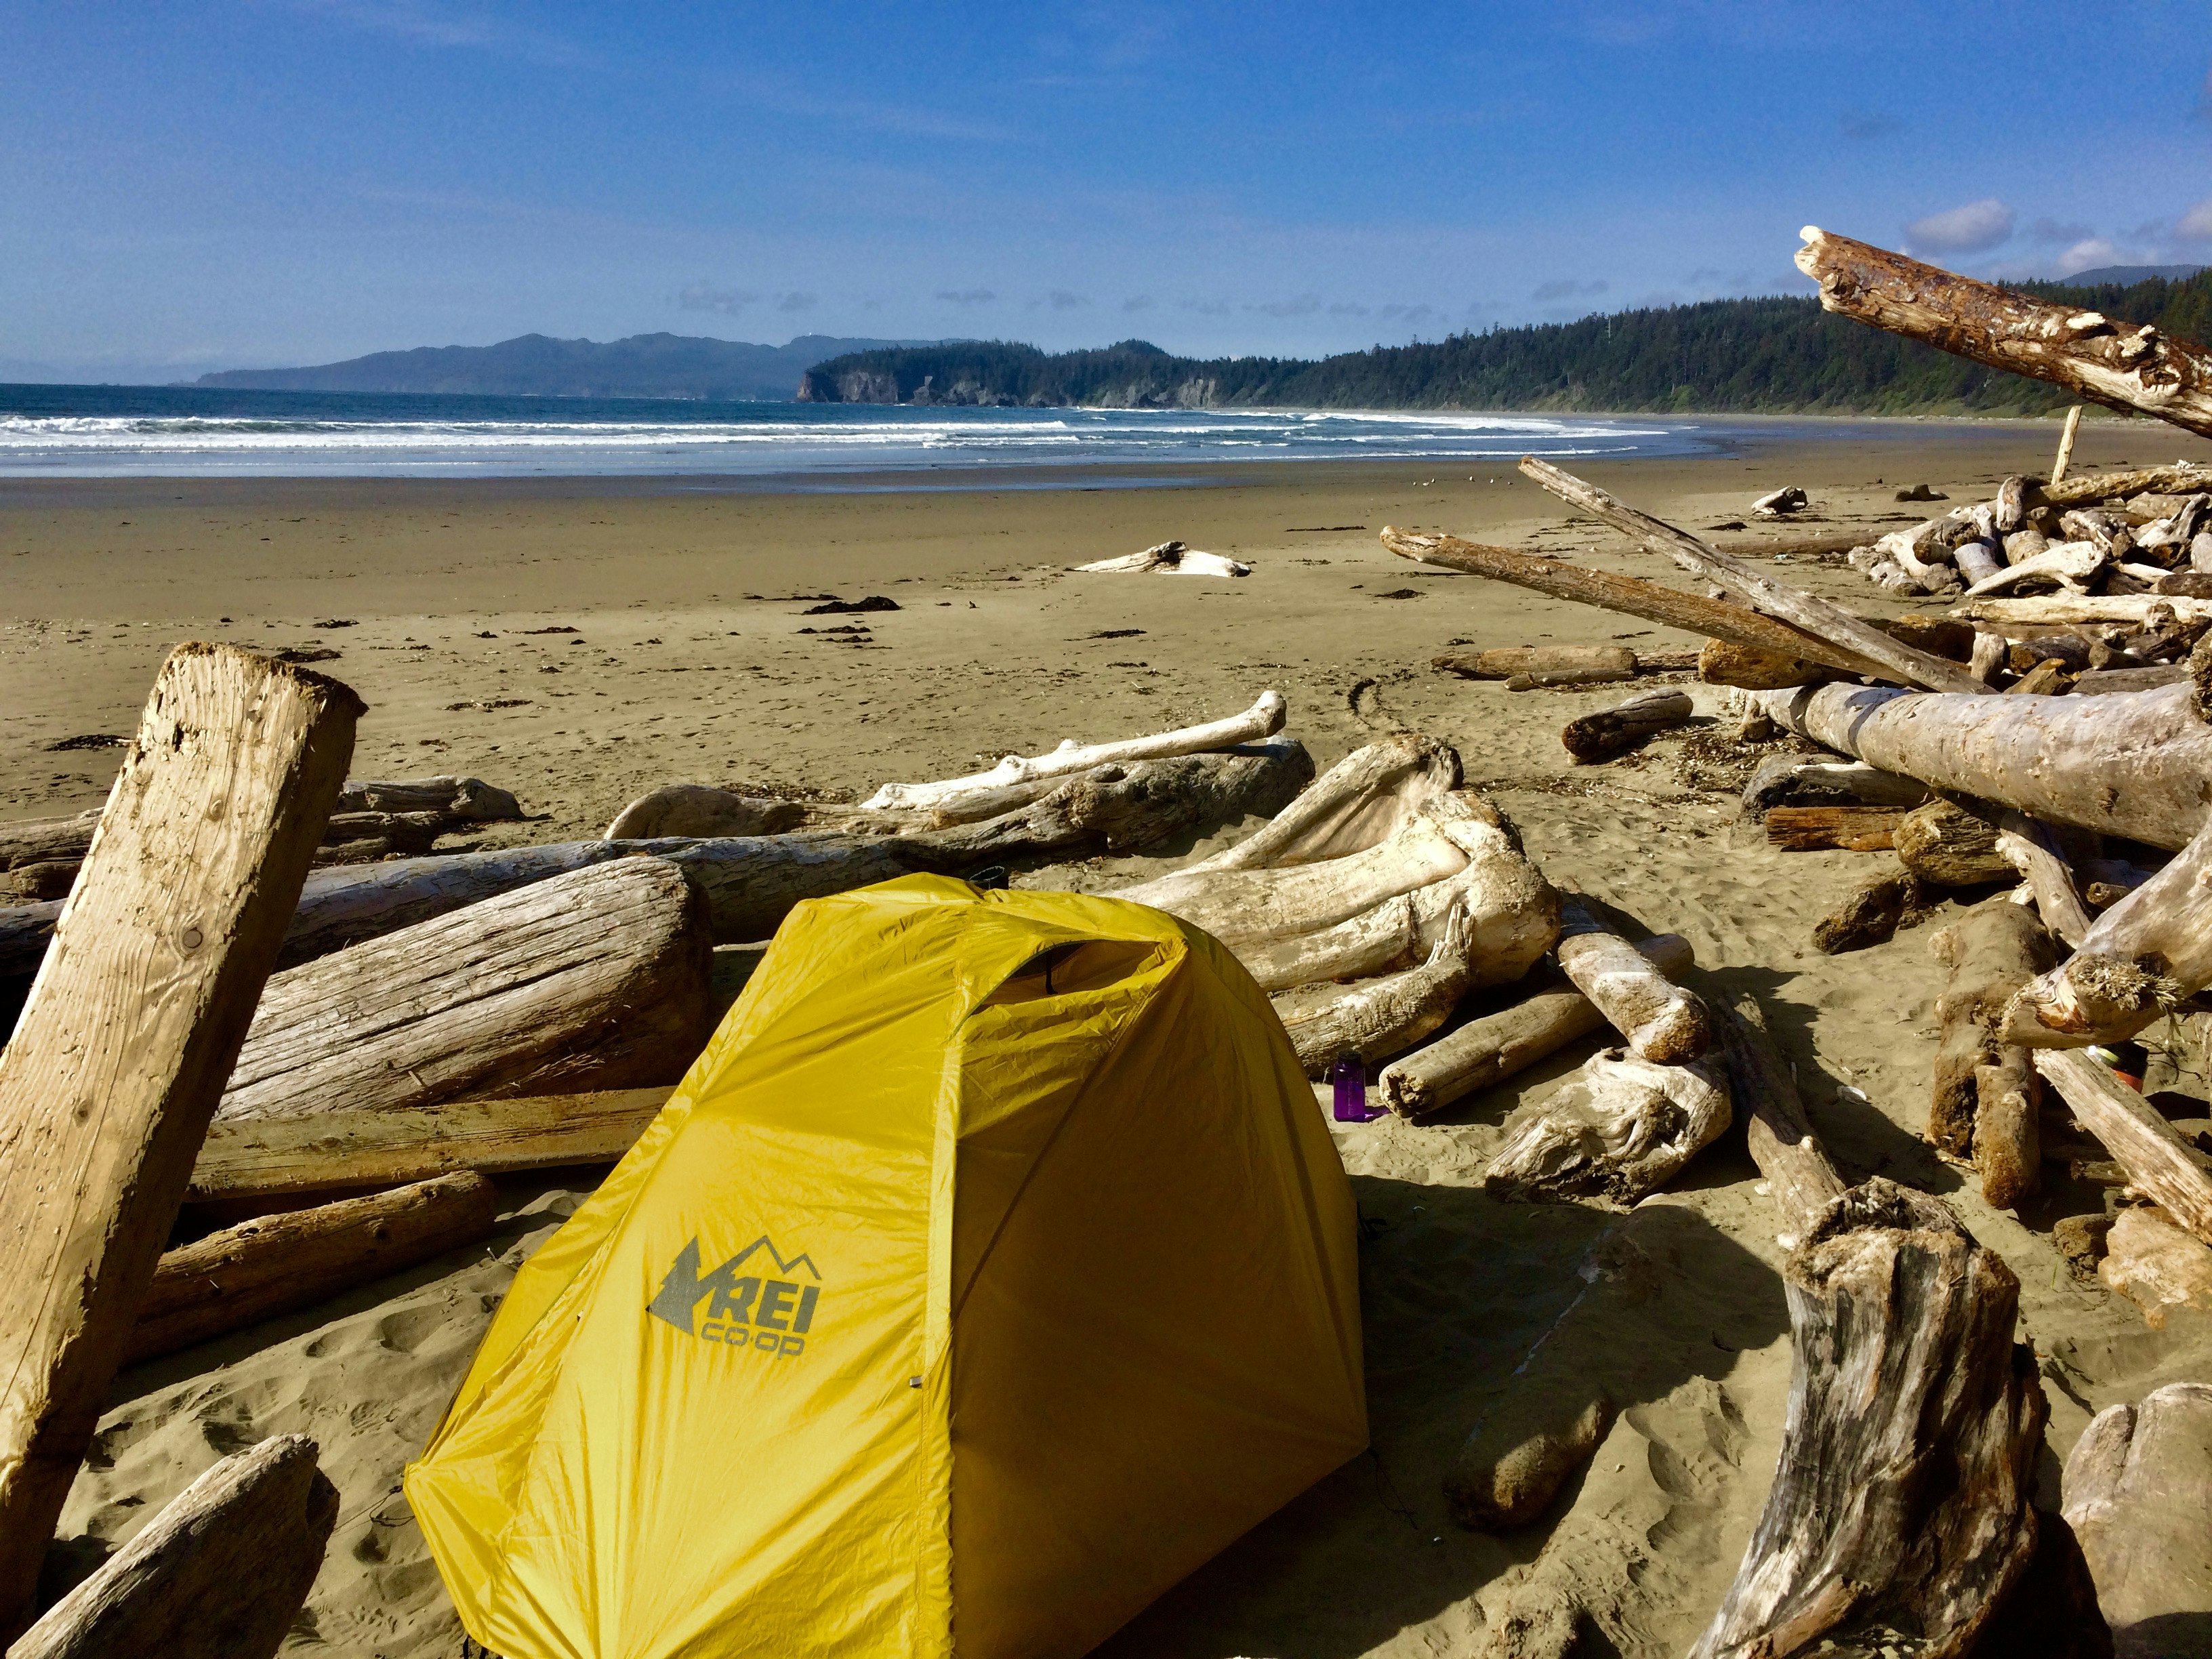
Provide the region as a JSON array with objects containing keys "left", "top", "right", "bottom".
[{"left": 1385, "top": 227, "right": 2212, "bottom": 1656}]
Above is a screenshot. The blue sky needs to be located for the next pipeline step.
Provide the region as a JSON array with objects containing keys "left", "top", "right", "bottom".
[{"left": 5, "top": 1, "right": 2209, "bottom": 382}]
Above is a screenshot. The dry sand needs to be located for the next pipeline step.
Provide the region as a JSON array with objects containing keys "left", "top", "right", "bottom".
[{"left": 10, "top": 415, "right": 2212, "bottom": 1656}]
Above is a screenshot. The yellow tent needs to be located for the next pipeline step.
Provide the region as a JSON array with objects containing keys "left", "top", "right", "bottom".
[{"left": 406, "top": 874, "right": 1367, "bottom": 1659}]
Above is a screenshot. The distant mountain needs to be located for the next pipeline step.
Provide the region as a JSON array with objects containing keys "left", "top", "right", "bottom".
[
  {"left": 195, "top": 332, "right": 949, "bottom": 401},
  {"left": 2063, "top": 264, "right": 2206, "bottom": 286},
  {"left": 798, "top": 268, "right": 2212, "bottom": 415}
]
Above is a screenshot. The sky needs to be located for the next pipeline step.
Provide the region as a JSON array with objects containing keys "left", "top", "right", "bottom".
[{"left": 4, "top": 1, "right": 2209, "bottom": 383}]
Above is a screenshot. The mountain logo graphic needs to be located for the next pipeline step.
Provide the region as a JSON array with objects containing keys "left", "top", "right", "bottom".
[{"left": 649, "top": 1235, "right": 823, "bottom": 1358}]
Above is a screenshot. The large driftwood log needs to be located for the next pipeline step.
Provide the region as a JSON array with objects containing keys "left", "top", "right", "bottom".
[
  {"left": 2063, "top": 1383, "right": 2212, "bottom": 1658},
  {"left": 1927, "top": 900, "right": 2059, "bottom": 1160},
  {"left": 1560, "top": 687, "right": 1693, "bottom": 762},
  {"left": 1690, "top": 1181, "right": 2047, "bottom": 1659},
  {"left": 857, "top": 689, "right": 1285, "bottom": 814},
  {"left": 188, "top": 1086, "right": 672, "bottom": 1201},
  {"left": 1797, "top": 227, "right": 2212, "bottom": 438},
  {"left": 1432, "top": 645, "right": 1636, "bottom": 682},
  {"left": 7, "top": 1434, "right": 337, "bottom": 1659},
  {"left": 2034, "top": 1048, "right": 2212, "bottom": 1244},
  {"left": 1271, "top": 909, "right": 1476, "bottom": 1073},
  {"left": 1555, "top": 900, "right": 1710, "bottom": 1063},
  {"left": 128, "top": 1172, "right": 501, "bottom": 1364},
  {"left": 0, "top": 645, "right": 358, "bottom": 1642},
  {"left": 16, "top": 742, "right": 1309, "bottom": 979},
  {"left": 602, "top": 785, "right": 807, "bottom": 840},
  {"left": 1711, "top": 994, "right": 1847, "bottom": 1235},
  {"left": 1698, "top": 636, "right": 1835, "bottom": 689},
  {"left": 216, "top": 857, "right": 712, "bottom": 1124},
  {"left": 1751, "top": 680, "right": 2212, "bottom": 851},
  {"left": 2003, "top": 812, "right": 2212, "bottom": 1046},
  {"left": 0, "top": 810, "right": 100, "bottom": 872},
  {"left": 1376, "top": 934, "right": 1692, "bottom": 1118},
  {"left": 1381, "top": 528, "right": 1892, "bottom": 678},
  {"left": 1483, "top": 1048, "right": 1730, "bottom": 1204},
  {"left": 1519, "top": 457, "right": 1987, "bottom": 694}
]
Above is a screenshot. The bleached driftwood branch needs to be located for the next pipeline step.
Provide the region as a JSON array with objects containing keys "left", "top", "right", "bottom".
[
  {"left": 1483, "top": 1048, "right": 1731, "bottom": 1205},
  {"left": 858, "top": 689, "right": 1286, "bottom": 814},
  {"left": 1074, "top": 540, "right": 1251, "bottom": 577}
]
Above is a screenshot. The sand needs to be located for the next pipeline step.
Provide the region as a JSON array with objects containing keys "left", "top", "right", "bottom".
[{"left": 11, "top": 414, "right": 2212, "bottom": 1656}]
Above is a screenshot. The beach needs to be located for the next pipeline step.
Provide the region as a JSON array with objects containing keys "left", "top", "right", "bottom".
[{"left": 12, "top": 413, "right": 2212, "bottom": 1656}]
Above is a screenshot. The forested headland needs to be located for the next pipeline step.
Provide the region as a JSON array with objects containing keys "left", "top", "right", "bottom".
[{"left": 796, "top": 269, "right": 2212, "bottom": 415}]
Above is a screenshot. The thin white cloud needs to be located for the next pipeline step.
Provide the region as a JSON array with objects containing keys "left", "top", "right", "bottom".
[
  {"left": 934, "top": 288, "right": 996, "bottom": 307},
  {"left": 2179, "top": 199, "right": 2212, "bottom": 242},
  {"left": 1904, "top": 198, "right": 2015, "bottom": 255},
  {"left": 678, "top": 283, "right": 760, "bottom": 314},
  {"left": 2055, "top": 239, "right": 2123, "bottom": 276}
]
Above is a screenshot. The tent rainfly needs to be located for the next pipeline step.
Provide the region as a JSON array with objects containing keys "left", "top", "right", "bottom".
[{"left": 407, "top": 874, "right": 1368, "bottom": 1659}]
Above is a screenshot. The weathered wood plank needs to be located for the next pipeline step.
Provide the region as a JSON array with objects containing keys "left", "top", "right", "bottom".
[{"left": 0, "top": 644, "right": 360, "bottom": 1640}]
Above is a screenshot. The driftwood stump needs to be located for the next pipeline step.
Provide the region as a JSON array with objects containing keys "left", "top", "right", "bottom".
[
  {"left": 1483, "top": 1049, "right": 1731, "bottom": 1205},
  {"left": 1560, "top": 688, "right": 1693, "bottom": 763},
  {"left": 1692, "top": 1181, "right": 2047, "bottom": 1659}
]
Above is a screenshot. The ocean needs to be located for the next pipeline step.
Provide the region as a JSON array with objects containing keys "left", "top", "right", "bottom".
[{"left": 0, "top": 382, "right": 1790, "bottom": 484}]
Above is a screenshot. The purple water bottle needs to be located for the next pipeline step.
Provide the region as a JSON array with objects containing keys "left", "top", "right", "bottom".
[{"left": 1331, "top": 1051, "right": 1369, "bottom": 1122}]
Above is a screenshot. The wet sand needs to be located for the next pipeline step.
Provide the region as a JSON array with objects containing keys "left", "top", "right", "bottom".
[{"left": 10, "top": 415, "right": 2212, "bottom": 1656}]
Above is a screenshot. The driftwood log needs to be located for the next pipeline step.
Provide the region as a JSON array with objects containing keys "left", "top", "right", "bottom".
[
  {"left": 1186, "top": 733, "right": 1458, "bottom": 872},
  {"left": 215, "top": 857, "right": 713, "bottom": 1124},
  {"left": 1376, "top": 934, "right": 1693, "bottom": 1118},
  {"left": 0, "top": 645, "right": 359, "bottom": 1643},
  {"left": 1698, "top": 637, "right": 1834, "bottom": 689},
  {"left": 1483, "top": 1048, "right": 1730, "bottom": 1205},
  {"left": 1797, "top": 227, "right": 2212, "bottom": 438},
  {"left": 0, "top": 742, "right": 1324, "bottom": 990},
  {"left": 1233, "top": 856, "right": 1547, "bottom": 995},
  {"left": 1896, "top": 798, "right": 2015, "bottom": 887},
  {"left": 1380, "top": 529, "right": 1892, "bottom": 678},
  {"left": 1954, "top": 594, "right": 2212, "bottom": 630},
  {"left": 128, "top": 1172, "right": 501, "bottom": 1364},
  {"left": 187, "top": 1086, "right": 673, "bottom": 1201},
  {"left": 1765, "top": 806, "right": 1908, "bottom": 852},
  {"left": 1560, "top": 687, "right": 1693, "bottom": 762},
  {"left": 2003, "top": 812, "right": 2211, "bottom": 1046},
  {"left": 1711, "top": 994, "right": 1847, "bottom": 1235},
  {"left": 2035, "top": 1048, "right": 2212, "bottom": 1244},
  {"left": 857, "top": 689, "right": 1284, "bottom": 815},
  {"left": 7, "top": 1434, "right": 337, "bottom": 1659},
  {"left": 335, "top": 774, "right": 521, "bottom": 819},
  {"left": 1995, "top": 813, "right": 2095, "bottom": 947},
  {"left": 1555, "top": 900, "right": 1710, "bottom": 1063},
  {"left": 1975, "top": 1046, "right": 2043, "bottom": 1211},
  {"left": 1927, "top": 900, "right": 2059, "bottom": 1160},
  {"left": 1742, "top": 758, "right": 1929, "bottom": 814},
  {"left": 1690, "top": 1181, "right": 2046, "bottom": 1659},
  {"left": 1519, "top": 457, "right": 1988, "bottom": 695},
  {"left": 602, "top": 785, "right": 807, "bottom": 840},
  {"left": 1750, "top": 681, "right": 2212, "bottom": 850},
  {"left": 1271, "top": 909, "right": 1477, "bottom": 1073},
  {"left": 1432, "top": 645, "right": 1635, "bottom": 682},
  {"left": 2063, "top": 1383, "right": 2212, "bottom": 1657}
]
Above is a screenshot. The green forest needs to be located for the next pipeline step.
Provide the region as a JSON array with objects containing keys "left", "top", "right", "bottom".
[{"left": 797, "top": 269, "right": 2211, "bottom": 415}]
